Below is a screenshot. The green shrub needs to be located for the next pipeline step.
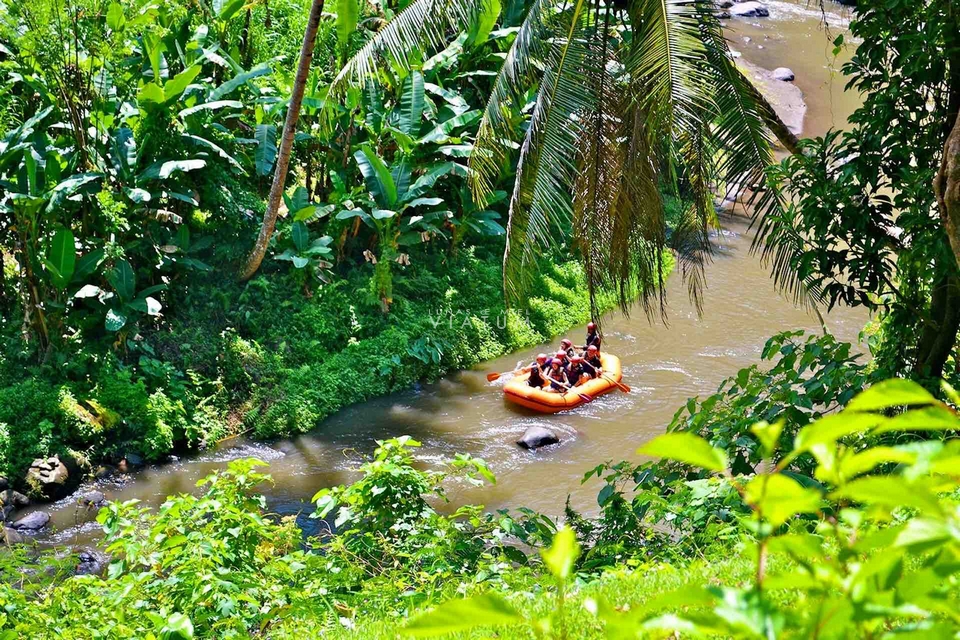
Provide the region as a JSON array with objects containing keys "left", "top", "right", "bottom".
[{"left": 0, "top": 380, "right": 63, "bottom": 479}]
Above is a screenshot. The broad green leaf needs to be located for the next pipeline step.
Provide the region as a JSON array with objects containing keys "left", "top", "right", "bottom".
[
  {"left": 750, "top": 420, "right": 783, "bottom": 458},
  {"left": 424, "top": 83, "right": 469, "bottom": 115},
  {"left": 419, "top": 111, "right": 482, "bottom": 144},
  {"left": 743, "top": 474, "right": 822, "bottom": 527},
  {"left": 541, "top": 526, "right": 579, "bottom": 581},
  {"left": 791, "top": 412, "right": 883, "bottom": 455},
  {"left": 402, "top": 593, "right": 523, "bottom": 636},
  {"left": 847, "top": 379, "right": 937, "bottom": 412},
  {"left": 397, "top": 70, "right": 425, "bottom": 135},
  {"left": 336, "top": 0, "right": 359, "bottom": 49},
  {"left": 217, "top": 0, "right": 245, "bottom": 20},
  {"left": 182, "top": 134, "right": 243, "bottom": 171},
  {"left": 163, "top": 65, "right": 201, "bottom": 103},
  {"left": 46, "top": 228, "right": 76, "bottom": 289},
  {"left": 831, "top": 477, "right": 942, "bottom": 514},
  {"left": 291, "top": 221, "right": 309, "bottom": 252},
  {"left": 873, "top": 407, "right": 960, "bottom": 434},
  {"left": 108, "top": 260, "right": 136, "bottom": 301},
  {"left": 254, "top": 124, "right": 277, "bottom": 176},
  {"left": 894, "top": 518, "right": 952, "bottom": 552},
  {"left": 50, "top": 172, "right": 103, "bottom": 195},
  {"left": 209, "top": 63, "right": 272, "bottom": 101},
  {"left": 138, "top": 82, "right": 165, "bottom": 104},
  {"left": 139, "top": 159, "right": 206, "bottom": 181},
  {"left": 105, "top": 308, "right": 128, "bottom": 331},
  {"left": 106, "top": 1, "right": 125, "bottom": 30},
  {"left": 405, "top": 162, "right": 460, "bottom": 200},
  {"left": 405, "top": 197, "right": 444, "bottom": 208},
  {"left": 128, "top": 296, "right": 162, "bottom": 316},
  {"left": 469, "top": 0, "right": 501, "bottom": 47},
  {"left": 74, "top": 284, "right": 103, "bottom": 299},
  {"left": 838, "top": 446, "right": 916, "bottom": 479},
  {"left": 637, "top": 432, "right": 728, "bottom": 472},
  {"left": 354, "top": 145, "right": 397, "bottom": 207},
  {"left": 178, "top": 99, "right": 243, "bottom": 118},
  {"left": 161, "top": 612, "right": 194, "bottom": 640}
]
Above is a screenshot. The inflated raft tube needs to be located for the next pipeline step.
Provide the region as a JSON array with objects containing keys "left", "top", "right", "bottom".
[{"left": 503, "top": 354, "right": 622, "bottom": 413}]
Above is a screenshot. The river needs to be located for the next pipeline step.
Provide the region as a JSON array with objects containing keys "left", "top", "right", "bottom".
[{"left": 28, "top": 0, "right": 868, "bottom": 547}]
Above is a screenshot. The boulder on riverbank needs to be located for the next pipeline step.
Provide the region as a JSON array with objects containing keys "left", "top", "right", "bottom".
[
  {"left": 737, "top": 59, "right": 807, "bottom": 137},
  {"left": 730, "top": 1, "right": 770, "bottom": 17},
  {"left": 2, "top": 527, "right": 23, "bottom": 544},
  {"left": 25, "top": 455, "right": 82, "bottom": 501},
  {"left": 11, "top": 510, "right": 51, "bottom": 531},
  {"left": 517, "top": 427, "right": 560, "bottom": 450},
  {"left": 80, "top": 490, "right": 106, "bottom": 508}
]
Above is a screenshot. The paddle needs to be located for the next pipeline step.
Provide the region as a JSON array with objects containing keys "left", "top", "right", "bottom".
[
  {"left": 487, "top": 366, "right": 530, "bottom": 382},
  {"left": 546, "top": 376, "right": 593, "bottom": 403},
  {"left": 602, "top": 373, "right": 631, "bottom": 393},
  {"left": 582, "top": 361, "right": 631, "bottom": 394}
]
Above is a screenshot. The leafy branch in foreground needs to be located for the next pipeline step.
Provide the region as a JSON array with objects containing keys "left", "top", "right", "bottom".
[{"left": 403, "top": 378, "right": 960, "bottom": 638}]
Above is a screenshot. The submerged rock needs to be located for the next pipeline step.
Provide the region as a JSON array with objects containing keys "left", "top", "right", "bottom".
[
  {"left": 80, "top": 491, "right": 106, "bottom": 507},
  {"left": 730, "top": 2, "right": 769, "bottom": 17},
  {"left": 75, "top": 548, "right": 110, "bottom": 576},
  {"left": 517, "top": 427, "right": 560, "bottom": 450},
  {"left": 773, "top": 67, "right": 796, "bottom": 82},
  {"left": 11, "top": 510, "right": 51, "bottom": 531},
  {"left": 117, "top": 453, "right": 144, "bottom": 473}
]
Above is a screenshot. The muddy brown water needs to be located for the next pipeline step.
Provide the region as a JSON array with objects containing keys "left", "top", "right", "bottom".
[{"left": 23, "top": 0, "right": 868, "bottom": 547}]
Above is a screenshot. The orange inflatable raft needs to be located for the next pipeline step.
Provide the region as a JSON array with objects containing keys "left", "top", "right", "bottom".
[{"left": 503, "top": 354, "right": 622, "bottom": 413}]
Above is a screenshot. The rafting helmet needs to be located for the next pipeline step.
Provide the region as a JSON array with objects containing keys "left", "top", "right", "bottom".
[
  {"left": 560, "top": 338, "right": 572, "bottom": 348},
  {"left": 536, "top": 353, "right": 547, "bottom": 364},
  {"left": 571, "top": 355, "right": 583, "bottom": 363},
  {"left": 587, "top": 322, "right": 597, "bottom": 332},
  {"left": 587, "top": 345, "right": 599, "bottom": 354},
  {"left": 556, "top": 350, "right": 568, "bottom": 360}
]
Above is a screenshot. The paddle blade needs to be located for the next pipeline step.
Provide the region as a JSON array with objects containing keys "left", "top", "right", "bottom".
[{"left": 487, "top": 372, "right": 502, "bottom": 382}]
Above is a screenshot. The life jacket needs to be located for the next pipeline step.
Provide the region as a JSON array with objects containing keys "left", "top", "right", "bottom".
[
  {"left": 528, "top": 365, "right": 545, "bottom": 387},
  {"left": 585, "top": 331, "right": 601, "bottom": 350},
  {"left": 585, "top": 355, "right": 602, "bottom": 375},
  {"left": 567, "top": 363, "right": 586, "bottom": 383},
  {"left": 547, "top": 366, "right": 567, "bottom": 390}
]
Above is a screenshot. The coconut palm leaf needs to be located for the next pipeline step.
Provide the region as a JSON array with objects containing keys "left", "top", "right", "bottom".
[
  {"left": 469, "top": 0, "right": 559, "bottom": 202},
  {"left": 323, "top": 0, "right": 484, "bottom": 128},
  {"left": 501, "top": 0, "right": 598, "bottom": 304}
]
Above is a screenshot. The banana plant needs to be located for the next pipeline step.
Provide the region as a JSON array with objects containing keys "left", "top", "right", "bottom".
[
  {"left": 343, "top": 144, "right": 463, "bottom": 311},
  {"left": 74, "top": 259, "right": 167, "bottom": 334}
]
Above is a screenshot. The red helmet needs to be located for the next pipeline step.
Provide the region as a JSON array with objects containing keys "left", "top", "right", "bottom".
[
  {"left": 587, "top": 345, "right": 599, "bottom": 354},
  {"left": 536, "top": 353, "right": 547, "bottom": 364},
  {"left": 551, "top": 359, "right": 562, "bottom": 368},
  {"left": 571, "top": 355, "right": 583, "bottom": 363},
  {"left": 560, "top": 338, "right": 572, "bottom": 348},
  {"left": 587, "top": 322, "right": 596, "bottom": 331},
  {"left": 556, "top": 350, "right": 568, "bottom": 360}
]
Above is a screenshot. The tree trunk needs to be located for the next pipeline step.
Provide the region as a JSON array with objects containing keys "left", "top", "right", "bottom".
[
  {"left": 915, "top": 273, "right": 960, "bottom": 382},
  {"left": 239, "top": 0, "right": 325, "bottom": 282},
  {"left": 743, "top": 76, "right": 802, "bottom": 156},
  {"left": 936, "top": 109, "right": 960, "bottom": 269}
]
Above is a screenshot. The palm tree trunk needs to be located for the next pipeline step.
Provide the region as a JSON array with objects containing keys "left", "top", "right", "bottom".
[{"left": 239, "top": 0, "right": 325, "bottom": 282}]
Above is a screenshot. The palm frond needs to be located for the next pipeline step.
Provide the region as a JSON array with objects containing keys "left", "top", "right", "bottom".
[
  {"left": 502, "top": 0, "right": 597, "bottom": 304},
  {"left": 469, "top": 0, "right": 559, "bottom": 203},
  {"left": 323, "top": 0, "right": 482, "bottom": 126}
]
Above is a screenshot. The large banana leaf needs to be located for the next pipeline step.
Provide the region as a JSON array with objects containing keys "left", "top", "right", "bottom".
[{"left": 354, "top": 145, "right": 399, "bottom": 208}]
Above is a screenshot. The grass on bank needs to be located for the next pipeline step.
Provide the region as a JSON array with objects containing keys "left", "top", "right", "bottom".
[{"left": 0, "top": 243, "right": 675, "bottom": 491}]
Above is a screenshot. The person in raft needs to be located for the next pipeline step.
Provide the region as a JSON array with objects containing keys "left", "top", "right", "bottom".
[
  {"left": 545, "top": 358, "right": 571, "bottom": 392},
  {"left": 581, "top": 321, "right": 601, "bottom": 352},
  {"left": 567, "top": 355, "right": 590, "bottom": 386},
  {"left": 527, "top": 354, "right": 548, "bottom": 388},
  {"left": 583, "top": 344, "right": 603, "bottom": 378},
  {"left": 560, "top": 338, "right": 578, "bottom": 359}
]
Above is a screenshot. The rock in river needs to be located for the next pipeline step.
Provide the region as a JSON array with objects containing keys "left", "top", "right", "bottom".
[
  {"left": 517, "top": 427, "right": 560, "bottom": 450},
  {"left": 11, "top": 510, "right": 51, "bottom": 531},
  {"left": 773, "top": 67, "right": 796, "bottom": 82},
  {"left": 75, "top": 548, "right": 110, "bottom": 576},
  {"left": 25, "top": 455, "right": 77, "bottom": 501},
  {"left": 80, "top": 490, "right": 106, "bottom": 507},
  {"left": 730, "top": 1, "right": 770, "bottom": 17}
]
